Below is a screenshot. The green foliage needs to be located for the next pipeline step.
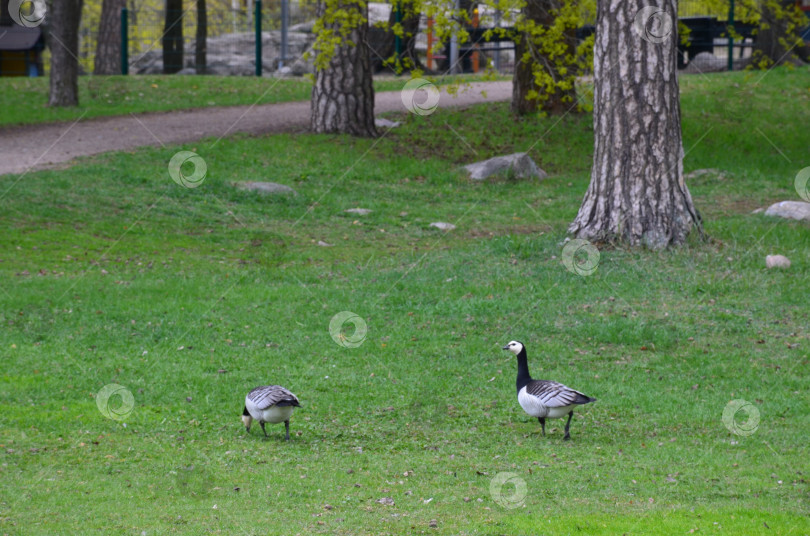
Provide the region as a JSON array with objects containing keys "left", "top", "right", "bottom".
[
  {"left": 310, "top": 0, "right": 370, "bottom": 70},
  {"left": 508, "top": 0, "right": 595, "bottom": 112}
]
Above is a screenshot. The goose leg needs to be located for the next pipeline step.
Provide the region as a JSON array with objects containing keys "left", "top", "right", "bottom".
[
  {"left": 284, "top": 420, "right": 291, "bottom": 441},
  {"left": 563, "top": 412, "right": 573, "bottom": 440},
  {"left": 538, "top": 417, "right": 546, "bottom": 436},
  {"left": 260, "top": 422, "right": 268, "bottom": 438}
]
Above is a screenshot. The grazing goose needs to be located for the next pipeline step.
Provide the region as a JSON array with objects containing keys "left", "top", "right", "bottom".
[
  {"left": 502, "top": 341, "right": 596, "bottom": 440},
  {"left": 242, "top": 385, "right": 300, "bottom": 440}
]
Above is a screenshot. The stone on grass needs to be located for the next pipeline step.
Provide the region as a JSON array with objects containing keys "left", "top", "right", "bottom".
[
  {"left": 684, "top": 168, "right": 726, "bottom": 181},
  {"left": 374, "top": 117, "right": 401, "bottom": 129},
  {"left": 464, "top": 152, "right": 547, "bottom": 181},
  {"left": 317, "top": 240, "right": 333, "bottom": 247},
  {"left": 345, "top": 208, "right": 373, "bottom": 215},
  {"left": 684, "top": 52, "right": 726, "bottom": 74},
  {"left": 765, "top": 255, "right": 791, "bottom": 269},
  {"left": 764, "top": 201, "right": 810, "bottom": 221},
  {"left": 235, "top": 181, "right": 297, "bottom": 195},
  {"left": 430, "top": 222, "right": 456, "bottom": 231}
]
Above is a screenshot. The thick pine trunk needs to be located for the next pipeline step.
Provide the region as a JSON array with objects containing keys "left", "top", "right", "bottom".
[
  {"left": 512, "top": 0, "right": 576, "bottom": 115},
  {"left": 48, "top": 0, "right": 84, "bottom": 107},
  {"left": 568, "top": 0, "right": 701, "bottom": 248},
  {"left": 94, "top": 0, "right": 125, "bottom": 74},
  {"left": 163, "top": 0, "right": 184, "bottom": 74},
  {"left": 195, "top": 0, "right": 207, "bottom": 74},
  {"left": 311, "top": 0, "right": 377, "bottom": 137}
]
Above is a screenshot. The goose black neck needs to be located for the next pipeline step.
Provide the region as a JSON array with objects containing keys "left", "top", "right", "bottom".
[{"left": 516, "top": 348, "right": 532, "bottom": 392}]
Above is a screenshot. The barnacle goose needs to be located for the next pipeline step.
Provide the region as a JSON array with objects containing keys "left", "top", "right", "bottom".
[
  {"left": 242, "top": 385, "right": 300, "bottom": 440},
  {"left": 503, "top": 341, "right": 596, "bottom": 440}
]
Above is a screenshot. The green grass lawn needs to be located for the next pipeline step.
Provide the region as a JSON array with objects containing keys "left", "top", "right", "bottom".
[
  {"left": 0, "top": 73, "right": 504, "bottom": 128},
  {"left": 1, "top": 67, "right": 809, "bottom": 535}
]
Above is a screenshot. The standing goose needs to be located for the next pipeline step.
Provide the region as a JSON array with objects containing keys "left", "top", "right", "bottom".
[
  {"left": 242, "top": 385, "right": 300, "bottom": 440},
  {"left": 503, "top": 341, "right": 596, "bottom": 440}
]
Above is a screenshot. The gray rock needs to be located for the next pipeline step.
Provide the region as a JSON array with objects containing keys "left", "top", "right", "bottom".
[
  {"left": 345, "top": 208, "right": 372, "bottom": 215},
  {"left": 289, "top": 20, "right": 314, "bottom": 33},
  {"left": 290, "top": 43, "right": 316, "bottom": 75},
  {"left": 430, "top": 222, "right": 456, "bottom": 231},
  {"left": 317, "top": 240, "right": 333, "bottom": 247},
  {"left": 764, "top": 201, "right": 810, "bottom": 221},
  {"left": 132, "top": 30, "right": 316, "bottom": 76},
  {"left": 765, "top": 254, "right": 791, "bottom": 269},
  {"left": 464, "top": 152, "right": 547, "bottom": 181},
  {"left": 684, "top": 52, "right": 726, "bottom": 74},
  {"left": 235, "top": 181, "right": 298, "bottom": 195},
  {"left": 685, "top": 168, "right": 726, "bottom": 181},
  {"left": 751, "top": 208, "right": 765, "bottom": 214},
  {"left": 374, "top": 118, "right": 401, "bottom": 129},
  {"left": 176, "top": 67, "right": 197, "bottom": 75}
]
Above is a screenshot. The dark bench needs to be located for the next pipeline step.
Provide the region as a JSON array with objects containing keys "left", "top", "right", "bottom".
[{"left": 441, "top": 17, "right": 758, "bottom": 73}]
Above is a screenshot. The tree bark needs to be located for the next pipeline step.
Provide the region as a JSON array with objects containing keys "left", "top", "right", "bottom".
[
  {"left": 163, "top": 0, "right": 184, "bottom": 74},
  {"left": 568, "top": 0, "right": 702, "bottom": 248},
  {"left": 311, "top": 0, "right": 377, "bottom": 137},
  {"left": 195, "top": 0, "right": 207, "bottom": 74},
  {"left": 94, "top": 0, "right": 126, "bottom": 74},
  {"left": 48, "top": 0, "right": 84, "bottom": 107}
]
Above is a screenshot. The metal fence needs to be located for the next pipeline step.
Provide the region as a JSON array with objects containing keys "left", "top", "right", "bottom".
[
  {"left": 63, "top": 0, "right": 809, "bottom": 77},
  {"left": 76, "top": 0, "right": 316, "bottom": 75}
]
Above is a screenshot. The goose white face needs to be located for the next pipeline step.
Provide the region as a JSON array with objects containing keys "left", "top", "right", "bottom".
[{"left": 502, "top": 340, "right": 524, "bottom": 355}]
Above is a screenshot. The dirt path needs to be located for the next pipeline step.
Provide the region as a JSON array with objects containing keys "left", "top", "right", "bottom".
[{"left": 0, "top": 81, "right": 511, "bottom": 177}]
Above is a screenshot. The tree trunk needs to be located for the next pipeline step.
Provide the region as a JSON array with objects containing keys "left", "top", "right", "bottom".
[
  {"left": 366, "top": 0, "right": 424, "bottom": 73},
  {"left": 568, "top": 0, "right": 702, "bottom": 248},
  {"left": 94, "top": 0, "right": 126, "bottom": 74},
  {"left": 311, "top": 0, "right": 377, "bottom": 137},
  {"left": 511, "top": 0, "right": 577, "bottom": 115},
  {"left": 48, "top": 0, "right": 84, "bottom": 107},
  {"left": 754, "top": 0, "right": 808, "bottom": 65},
  {"left": 163, "top": 0, "right": 184, "bottom": 74},
  {"left": 195, "top": 0, "right": 207, "bottom": 74}
]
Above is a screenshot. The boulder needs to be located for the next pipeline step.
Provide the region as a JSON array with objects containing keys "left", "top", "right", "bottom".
[
  {"left": 131, "top": 30, "right": 316, "bottom": 76},
  {"left": 430, "top": 222, "right": 456, "bottom": 231},
  {"left": 464, "top": 152, "right": 547, "bottom": 181},
  {"left": 374, "top": 118, "right": 401, "bottom": 129},
  {"left": 234, "top": 181, "right": 298, "bottom": 195},
  {"left": 684, "top": 52, "right": 725, "bottom": 74},
  {"left": 684, "top": 168, "right": 726, "bottom": 181},
  {"left": 289, "top": 20, "right": 314, "bottom": 33},
  {"left": 764, "top": 201, "right": 810, "bottom": 221}
]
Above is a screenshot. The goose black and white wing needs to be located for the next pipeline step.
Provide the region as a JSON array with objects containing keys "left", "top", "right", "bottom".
[
  {"left": 524, "top": 380, "right": 595, "bottom": 407},
  {"left": 246, "top": 385, "right": 300, "bottom": 410}
]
